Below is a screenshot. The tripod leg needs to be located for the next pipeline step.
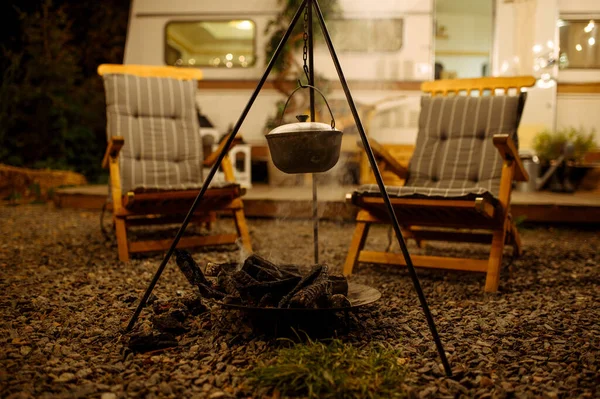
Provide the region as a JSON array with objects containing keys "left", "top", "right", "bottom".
[
  {"left": 313, "top": 0, "right": 452, "bottom": 377},
  {"left": 125, "top": 0, "right": 309, "bottom": 332}
]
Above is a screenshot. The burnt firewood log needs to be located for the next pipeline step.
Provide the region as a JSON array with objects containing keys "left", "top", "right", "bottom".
[
  {"left": 181, "top": 295, "right": 207, "bottom": 316},
  {"left": 151, "top": 311, "right": 188, "bottom": 335},
  {"left": 128, "top": 332, "right": 178, "bottom": 353},
  {"left": 174, "top": 250, "right": 225, "bottom": 299},
  {"left": 256, "top": 268, "right": 280, "bottom": 282},
  {"left": 205, "top": 262, "right": 221, "bottom": 277},
  {"left": 231, "top": 270, "right": 259, "bottom": 286},
  {"left": 238, "top": 277, "right": 302, "bottom": 303},
  {"left": 277, "top": 264, "right": 303, "bottom": 278},
  {"left": 278, "top": 265, "right": 328, "bottom": 308},
  {"left": 206, "top": 262, "right": 238, "bottom": 277},
  {"left": 288, "top": 281, "right": 332, "bottom": 308},
  {"left": 217, "top": 272, "right": 240, "bottom": 298},
  {"left": 175, "top": 250, "right": 210, "bottom": 286},
  {"left": 226, "top": 270, "right": 260, "bottom": 304},
  {"left": 217, "top": 269, "right": 263, "bottom": 303},
  {"left": 242, "top": 254, "right": 285, "bottom": 281},
  {"left": 328, "top": 274, "right": 348, "bottom": 296},
  {"left": 329, "top": 294, "right": 351, "bottom": 308},
  {"left": 247, "top": 254, "right": 280, "bottom": 272},
  {"left": 197, "top": 284, "right": 226, "bottom": 299},
  {"left": 313, "top": 265, "right": 329, "bottom": 284}
]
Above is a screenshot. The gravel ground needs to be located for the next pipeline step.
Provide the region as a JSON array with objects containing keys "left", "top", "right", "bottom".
[{"left": 1, "top": 204, "right": 598, "bottom": 398}]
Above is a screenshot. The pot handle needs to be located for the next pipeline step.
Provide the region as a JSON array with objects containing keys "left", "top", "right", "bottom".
[{"left": 279, "top": 81, "right": 336, "bottom": 129}]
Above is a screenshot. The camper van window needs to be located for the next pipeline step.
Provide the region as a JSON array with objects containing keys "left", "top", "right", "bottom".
[
  {"left": 165, "top": 20, "right": 256, "bottom": 68},
  {"left": 559, "top": 19, "right": 600, "bottom": 69},
  {"left": 328, "top": 19, "right": 403, "bottom": 52}
]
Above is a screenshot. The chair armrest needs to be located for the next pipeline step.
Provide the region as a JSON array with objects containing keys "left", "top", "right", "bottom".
[
  {"left": 203, "top": 136, "right": 243, "bottom": 167},
  {"left": 493, "top": 134, "right": 528, "bottom": 182},
  {"left": 359, "top": 138, "right": 409, "bottom": 179},
  {"left": 102, "top": 136, "right": 125, "bottom": 168}
]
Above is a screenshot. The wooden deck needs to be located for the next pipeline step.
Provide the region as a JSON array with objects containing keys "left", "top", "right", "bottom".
[{"left": 53, "top": 184, "right": 600, "bottom": 224}]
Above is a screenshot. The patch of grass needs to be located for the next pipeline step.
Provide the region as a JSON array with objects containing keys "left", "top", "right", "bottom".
[{"left": 246, "top": 339, "right": 407, "bottom": 399}]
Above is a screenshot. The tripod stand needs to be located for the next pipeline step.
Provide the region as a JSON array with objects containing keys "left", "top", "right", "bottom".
[{"left": 125, "top": 0, "right": 452, "bottom": 377}]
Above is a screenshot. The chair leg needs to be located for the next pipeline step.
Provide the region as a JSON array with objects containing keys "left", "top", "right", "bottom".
[
  {"left": 233, "top": 209, "right": 252, "bottom": 253},
  {"left": 510, "top": 222, "right": 523, "bottom": 257},
  {"left": 385, "top": 226, "right": 421, "bottom": 252},
  {"left": 403, "top": 226, "right": 425, "bottom": 249},
  {"left": 204, "top": 212, "right": 217, "bottom": 231},
  {"left": 343, "top": 221, "right": 370, "bottom": 276},
  {"left": 484, "top": 229, "right": 507, "bottom": 292},
  {"left": 114, "top": 218, "right": 130, "bottom": 262}
]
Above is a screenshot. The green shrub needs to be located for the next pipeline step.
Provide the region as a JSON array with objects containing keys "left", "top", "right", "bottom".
[{"left": 0, "top": 0, "right": 127, "bottom": 183}]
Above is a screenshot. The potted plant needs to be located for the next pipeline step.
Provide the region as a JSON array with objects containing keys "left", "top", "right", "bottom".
[
  {"left": 532, "top": 127, "right": 597, "bottom": 192},
  {"left": 533, "top": 127, "right": 596, "bottom": 164}
]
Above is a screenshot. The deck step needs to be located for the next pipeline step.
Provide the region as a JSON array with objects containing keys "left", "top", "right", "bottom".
[{"left": 54, "top": 184, "right": 600, "bottom": 223}]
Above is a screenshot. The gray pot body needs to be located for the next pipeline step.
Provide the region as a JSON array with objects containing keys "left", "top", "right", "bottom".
[{"left": 266, "top": 129, "right": 343, "bottom": 174}]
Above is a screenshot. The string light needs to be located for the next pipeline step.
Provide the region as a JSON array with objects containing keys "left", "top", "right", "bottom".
[{"left": 235, "top": 20, "right": 253, "bottom": 30}]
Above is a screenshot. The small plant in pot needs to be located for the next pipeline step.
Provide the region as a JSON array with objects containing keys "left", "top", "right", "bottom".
[
  {"left": 533, "top": 127, "right": 596, "bottom": 164},
  {"left": 532, "top": 127, "right": 597, "bottom": 192}
]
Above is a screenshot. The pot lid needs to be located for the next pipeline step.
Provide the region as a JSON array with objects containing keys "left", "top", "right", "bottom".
[{"left": 268, "top": 115, "right": 337, "bottom": 135}]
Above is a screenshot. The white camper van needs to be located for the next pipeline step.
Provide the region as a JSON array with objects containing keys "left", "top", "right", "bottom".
[{"left": 124, "top": 0, "right": 600, "bottom": 183}]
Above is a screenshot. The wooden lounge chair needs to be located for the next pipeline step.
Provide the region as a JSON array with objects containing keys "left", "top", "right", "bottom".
[
  {"left": 344, "top": 76, "right": 536, "bottom": 292},
  {"left": 98, "top": 64, "right": 252, "bottom": 262}
]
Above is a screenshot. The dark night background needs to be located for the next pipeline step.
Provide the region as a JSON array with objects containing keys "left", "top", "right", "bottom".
[{"left": 0, "top": 0, "right": 131, "bottom": 182}]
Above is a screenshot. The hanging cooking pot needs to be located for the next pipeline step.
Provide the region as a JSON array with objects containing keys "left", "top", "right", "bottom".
[{"left": 266, "top": 83, "right": 342, "bottom": 174}]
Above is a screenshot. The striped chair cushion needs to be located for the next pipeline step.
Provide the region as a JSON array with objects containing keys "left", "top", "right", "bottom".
[
  {"left": 355, "top": 185, "right": 498, "bottom": 204},
  {"left": 358, "top": 94, "right": 521, "bottom": 202},
  {"left": 103, "top": 74, "right": 204, "bottom": 193}
]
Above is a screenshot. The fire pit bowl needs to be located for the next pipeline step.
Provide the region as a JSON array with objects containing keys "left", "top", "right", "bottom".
[
  {"left": 213, "top": 282, "right": 380, "bottom": 314},
  {"left": 174, "top": 251, "right": 382, "bottom": 335}
]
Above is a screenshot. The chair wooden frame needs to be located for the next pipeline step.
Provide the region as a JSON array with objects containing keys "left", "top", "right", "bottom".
[
  {"left": 99, "top": 64, "right": 252, "bottom": 262},
  {"left": 344, "top": 76, "right": 536, "bottom": 292}
]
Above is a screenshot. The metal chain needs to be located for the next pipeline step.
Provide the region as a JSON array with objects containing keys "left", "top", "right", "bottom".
[{"left": 302, "top": 6, "right": 310, "bottom": 83}]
